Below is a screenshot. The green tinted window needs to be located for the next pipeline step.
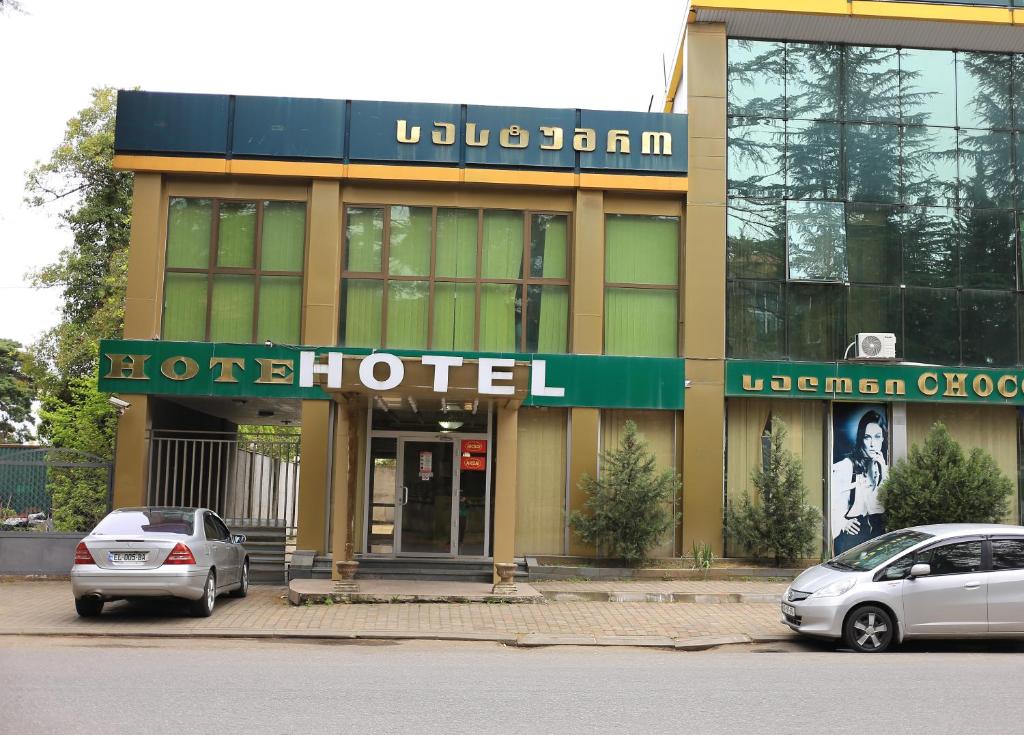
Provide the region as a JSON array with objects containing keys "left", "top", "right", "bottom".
[
  {"left": 385, "top": 280, "right": 429, "bottom": 349},
  {"left": 432, "top": 282, "right": 476, "bottom": 351},
  {"left": 605, "top": 288, "right": 677, "bottom": 357},
  {"left": 163, "top": 273, "right": 208, "bottom": 341},
  {"left": 341, "top": 279, "right": 383, "bottom": 348},
  {"left": 904, "top": 288, "right": 959, "bottom": 364},
  {"left": 848, "top": 286, "right": 902, "bottom": 356},
  {"left": 209, "top": 275, "right": 255, "bottom": 342},
  {"left": 530, "top": 214, "right": 568, "bottom": 279},
  {"left": 257, "top": 275, "right": 302, "bottom": 344},
  {"left": 526, "top": 284, "right": 569, "bottom": 353},
  {"left": 786, "top": 283, "right": 845, "bottom": 361},
  {"left": 961, "top": 290, "right": 1016, "bottom": 367},
  {"left": 435, "top": 209, "right": 477, "bottom": 278},
  {"left": 479, "top": 283, "right": 520, "bottom": 351},
  {"left": 727, "top": 280, "right": 784, "bottom": 359},
  {"left": 345, "top": 207, "right": 384, "bottom": 272},
  {"left": 216, "top": 202, "right": 256, "bottom": 268},
  {"left": 261, "top": 201, "right": 306, "bottom": 271},
  {"left": 166, "top": 198, "right": 211, "bottom": 268},
  {"left": 846, "top": 204, "right": 901, "bottom": 285},
  {"left": 388, "top": 206, "right": 432, "bottom": 277},
  {"left": 606, "top": 215, "right": 678, "bottom": 285}
]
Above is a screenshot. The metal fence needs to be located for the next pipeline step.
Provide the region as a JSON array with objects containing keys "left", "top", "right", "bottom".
[
  {"left": 0, "top": 446, "right": 113, "bottom": 533},
  {"left": 147, "top": 430, "right": 301, "bottom": 537}
]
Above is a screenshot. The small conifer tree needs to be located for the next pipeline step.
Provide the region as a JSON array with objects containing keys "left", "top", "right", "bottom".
[
  {"left": 570, "top": 420, "right": 681, "bottom": 564},
  {"left": 878, "top": 421, "right": 1011, "bottom": 528},
  {"left": 726, "top": 419, "right": 819, "bottom": 566}
]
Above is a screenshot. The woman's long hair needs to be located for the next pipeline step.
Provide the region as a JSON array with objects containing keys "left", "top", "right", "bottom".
[{"left": 850, "top": 409, "right": 888, "bottom": 479}]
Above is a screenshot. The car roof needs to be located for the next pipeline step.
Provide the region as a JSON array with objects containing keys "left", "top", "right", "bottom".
[
  {"left": 113, "top": 506, "right": 206, "bottom": 514},
  {"left": 910, "top": 523, "right": 1024, "bottom": 539}
]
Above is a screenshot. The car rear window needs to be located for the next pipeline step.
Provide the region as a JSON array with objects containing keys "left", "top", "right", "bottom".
[{"left": 92, "top": 510, "right": 195, "bottom": 536}]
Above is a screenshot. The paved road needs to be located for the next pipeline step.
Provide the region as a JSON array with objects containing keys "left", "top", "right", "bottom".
[{"left": 2, "top": 636, "right": 1022, "bottom": 735}]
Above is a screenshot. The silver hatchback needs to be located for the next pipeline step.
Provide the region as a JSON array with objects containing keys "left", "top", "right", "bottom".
[
  {"left": 70, "top": 507, "right": 249, "bottom": 618},
  {"left": 783, "top": 523, "right": 1024, "bottom": 652}
]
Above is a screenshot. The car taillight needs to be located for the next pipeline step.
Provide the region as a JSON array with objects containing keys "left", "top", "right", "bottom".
[
  {"left": 164, "top": 542, "right": 196, "bottom": 565},
  {"left": 74, "top": 542, "right": 95, "bottom": 565}
]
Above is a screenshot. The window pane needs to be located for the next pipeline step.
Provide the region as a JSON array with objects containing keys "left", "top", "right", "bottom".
[
  {"left": 216, "top": 202, "right": 256, "bottom": 268},
  {"left": 848, "top": 286, "right": 902, "bottom": 356},
  {"left": 385, "top": 280, "right": 428, "bottom": 349},
  {"left": 605, "top": 288, "right": 677, "bottom": 357},
  {"left": 928, "top": 541, "right": 982, "bottom": 575},
  {"left": 479, "top": 283, "right": 521, "bottom": 351},
  {"left": 340, "top": 279, "right": 383, "bottom": 347},
  {"left": 530, "top": 214, "right": 568, "bottom": 279},
  {"left": 432, "top": 282, "right": 476, "bottom": 351},
  {"left": 436, "top": 208, "right": 477, "bottom": 278},
  {"left": 962, "top": 290, "right": 1016, "bottom": 367},
  {"left": 727, "top": 200, "right": 785, "bottom": 280},
  {"left": 727, "top": 118, "right": 785, "bottom": 198},
  {"left": 959, "top": 130, "right": 1014, "bottom": 209},
  {"left": 786, "top": 120, "right": 842, "bottom": 200},
  {"left": 1016, "top": 55, "right": 1024, "bottom": 130},
  {"left": 904, "top": 287, "right": 959, "bottom": 364},
  {"left": 727, "top": 280, "right": 784, "bottom": 359},
  {"left": 786, "top": 201, "right": 847, "bottom": 281},
  {"left": 956, "top": 52, "right": 1011, "bottom": 130},
  {"left": 844, "top": 46, "right": 900, "bottom": 123},
  {"left": 900, "top": 48, "right": 956, "bottom": 127},
  {"left": 345, "top": 207, "right": 384, "bottom": 272},
  {"left": 210, "top": 274, "right": 255, "bottom": 342},
  {"left": 1017, "top": 133, "right": 1024, "bottom": 210},
  {"left": 606, "top": 215, "right": 678, "bottom": 286},
  {"left": 845, "top": 124, "right": 900, "bottom": 203},
  {"left": 388, "top": 206, "right": 431, "bottom": 276},
  {"left": 903, "top": 126, "right": 958, "bottom": 207},
  {"left": 787, "top": 43, "right": 841, "bottom": 121},
  {"left": 261, "top": 201, "right": 306, "bottom": 272},
  {"left": 959, "top": 209, "right": 1016, "bottom": 289},
  {"left": 847, "top": 204, "right": 900, "bottom": 285},
  {"left": 992, "top": 539, "right": 1024, "bottom": 570},
  {"left": 163, "top": 272, "right": 208, "bottom": 340},
  {"left": 786, "top": 283, "right": 844, "bottom": 361},
  {"left": 257, "top": 275, "right": 301, "bottom": 344},
  {"left": 727, "top": 39, "right": 785, "bottom": 118},
  {"left": 481, "top": 211, "right": 523, "bottom": 279},
  {"left": 902, "top": 207, "right": 958, "bottom": 287},
  {"left": 166, "top": 198, "right": 211, "bottom": 269},
  {"left": 526, "top": 284, "right": 568, "bottom": 353}
]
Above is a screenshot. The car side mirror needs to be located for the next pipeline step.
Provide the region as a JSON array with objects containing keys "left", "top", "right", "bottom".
[
  {"left": 909, "top": 563, "right": 931, "bottom": 579},
  {"left": 232, "top": 534, "right": 247, "bottom": 545}
]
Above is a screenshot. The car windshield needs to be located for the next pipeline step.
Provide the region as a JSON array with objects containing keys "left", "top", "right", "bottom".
[
  {"left": 92, "top": 509, "right": 195, "bottom": 536},
  {"left": 829, "top": 530, "right": 933, "bottom": 571}
]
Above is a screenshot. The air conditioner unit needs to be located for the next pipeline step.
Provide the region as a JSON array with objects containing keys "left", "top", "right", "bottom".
[{"left": 855, "top": 332, "right": 896, "bottom": 359}]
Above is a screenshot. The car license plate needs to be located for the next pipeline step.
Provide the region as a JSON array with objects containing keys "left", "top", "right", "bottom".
[
  {"left": 781, "top": 603, "right": 796, "bottom": 617},
  {"left": 109, "top": 551, "right": 148, "bottom": 563}
]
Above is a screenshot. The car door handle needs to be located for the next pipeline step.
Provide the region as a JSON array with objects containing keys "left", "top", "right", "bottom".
[
  {"left": 964, "top": 582, "right": 981, "bottom": 590},
  {"left": 401, "top": 486, "right": 409, "bottom": 506}
]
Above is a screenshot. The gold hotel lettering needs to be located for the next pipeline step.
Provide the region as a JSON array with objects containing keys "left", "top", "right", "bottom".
[
  {"left": 998, "top": 375, "right": 1018, "bottom": 398},
  {"left": 161, "top": 356, "right": 199, "bottom": 381},
  {"left": 918, "top": 372, "right": 939, "bottom": 396},
  {"left": 104, "top": 354, "right": 150, "bottom": 380},
  {"left": 942, "top": 372, "right": 968, "bottom": 398},
  {"left": 973, "top": 374, "right": 994, "bottom": 398},
  {"left": 797, "top": 376, "right": 818, "bottom": 392},
  {"left": 742, "top": 374, "right": 764, "bottom": 391},
  {"left": 824, "top": 377, "right": 853, "bottom": 394},
  {"left": 859, "top": 378, "right": 879, "bottom": 395},
  {"left": 255, "top": 358, "right": 294, "bottom": 385},
  {"left": 210, "top": 357, "right": 245, "bottom": 383},
  {"left": 770, "top": 376, "right": 791, "bottom": 391}
]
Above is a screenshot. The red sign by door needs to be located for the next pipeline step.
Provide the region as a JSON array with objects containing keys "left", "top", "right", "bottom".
[
  {"left": 461, "top": 439, "right": 487, "bottom": 454},
  {"left": 461, "top": 456, "right": 486, "bottom": 471}
]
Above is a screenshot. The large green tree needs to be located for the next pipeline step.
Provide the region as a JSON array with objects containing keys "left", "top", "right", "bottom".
[{"left": 0, "top": 339, "right": 34, "bottom": 443}]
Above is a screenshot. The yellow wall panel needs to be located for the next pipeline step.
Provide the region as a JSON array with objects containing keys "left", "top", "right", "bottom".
[{"left": 514, "top": 409, "right": 568, "bottom": 556}]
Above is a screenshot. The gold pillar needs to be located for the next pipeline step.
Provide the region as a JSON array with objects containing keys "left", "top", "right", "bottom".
[
  {"left": 296, "top": 401, "right": 332, "bottom": 553},
  {"left": 492, "top": 404, "right": 519, "bottom": 582},
  {"left": 112, "top": 395, "right": 150, "bottom": 508},
  {"left": 682, "top": 22, "right": 728, "bottom": 555},
  {"left": 568, "top": 407, "right": 600, "bottom": 556},
  {"left": 123, "top": 173, "right": 165, "bottom": 340},
  {"left": 329, "top": 402, "right": 352, "bottom": 578}
]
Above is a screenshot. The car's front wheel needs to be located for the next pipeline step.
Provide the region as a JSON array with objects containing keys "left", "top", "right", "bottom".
[
  {"left": 843, "top": 605, "right": 895, "bottom": 653},
  {"left": 75, "top": 596, "right": 103, "bottom": 618},
  {"left": 190, "top": 571, "right": 216, "bottom": 617},
  {"left": 229, "top": 561, "right": 249, "bottom": 598}
]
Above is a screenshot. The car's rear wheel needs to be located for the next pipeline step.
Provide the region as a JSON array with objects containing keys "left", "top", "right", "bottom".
[
  {"left": 75, "top": 596, "right": 103, "bottom": 618},
  {"left": 844, "top": 605, "right": 894, "bottom": 653},
  {"left": 190, "top": 571, "right": 216, "bottom": 617},
  {"left": 229, "top": 561, "right": 249, "bottom": 598}
]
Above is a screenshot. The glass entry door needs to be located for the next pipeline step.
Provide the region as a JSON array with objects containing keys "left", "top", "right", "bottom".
[{"left": 398, "top": 440, "right": 456, "bottom": 554}]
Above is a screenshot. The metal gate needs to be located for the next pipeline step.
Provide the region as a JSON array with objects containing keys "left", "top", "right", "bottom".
[
  {"left": 147, "top": 429, "right": 301, "bottom": 538},
  {"left": 0, "top": 447, "right": 113, "bottom": 532}
]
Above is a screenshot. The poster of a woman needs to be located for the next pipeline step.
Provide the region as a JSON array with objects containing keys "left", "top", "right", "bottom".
[{"left": 830, "top": 404, "right": 889, "bottom": 555}]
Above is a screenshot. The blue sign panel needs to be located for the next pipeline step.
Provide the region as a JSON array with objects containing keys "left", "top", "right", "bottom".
[
  {"left": 463, "top": 105, "right": 576, "bottom": 169},
  {"left": 578, "top": 110, "right": 687, "bottom": 173},
  {"left": 348, "top": 100, "right": 461, "bottom": 165},
  {"left": 233, "top": 96, "right": 345, "bottom": 160},
  {"left": 115, "top": 91, "right": 229, "bottom": 155}
]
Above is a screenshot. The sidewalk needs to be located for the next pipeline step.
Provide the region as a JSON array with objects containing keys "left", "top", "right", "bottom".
[{"left": 0, "top": 580, "right": 795, "bottom": 650}]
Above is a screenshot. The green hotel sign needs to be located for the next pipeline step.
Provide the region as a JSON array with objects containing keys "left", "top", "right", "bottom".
[
  {"left": 98, "top": 340, "right": 685, "bottom": 410},
  {"left": 727, "top": 359, "right": 1024, "bottom": 405}
]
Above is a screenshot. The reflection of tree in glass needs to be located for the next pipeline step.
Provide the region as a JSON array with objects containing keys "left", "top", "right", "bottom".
[
  {"left": 846, "top": 124, "right": 900, "bottom": 203},
  {"left": 727, "top": 201, "right": 785, "bottom": 279},
  {"left": 959, "top": 209, "right": 1015, "bottom": 290},
  {"left": 727, "top": 40, "right": 786, "bottom": 117},
  {"left": 785, "top": 43, "right": 841, "bottom": 120},
  {"left": 787, "top": 121, "right": 841, "bottom": 199},
  {"left": 901, "top": 207, "right": 957, "bottom": 286},
  {"left": 728, "top": 119, "right": 785, "bottom": 198},
  {"left": 902, "top": 126, "right": 958, "bottom": 207},
  {"left": 787, "top": 202, "right": 847, "bottom": 282},
  {"left": 958, "top": 52, "right": 1012, "bottom": 130},
  {"left": 844, "top": 46, "right": 899, "bottom": 122}
]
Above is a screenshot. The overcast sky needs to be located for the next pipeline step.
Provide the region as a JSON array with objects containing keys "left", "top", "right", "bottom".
[{"left": 0, "top": 0, "right": 686, "bottom": 348}]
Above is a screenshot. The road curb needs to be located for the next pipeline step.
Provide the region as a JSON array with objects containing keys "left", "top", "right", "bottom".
[{"left": 540, "top": 590, "right": 783, "bottom": 604}]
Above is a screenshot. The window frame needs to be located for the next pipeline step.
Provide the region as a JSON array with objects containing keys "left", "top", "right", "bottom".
[
  {"left": 162, "top": 197, "right": 308, "bottom": 343},
  {"left": 339, "top": 204, "right": 573, "bottom": 352}
]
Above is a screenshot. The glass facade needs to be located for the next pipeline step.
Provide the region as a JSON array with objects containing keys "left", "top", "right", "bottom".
[
  {"left": 727, "top": 40, "right": 1024, "bottom": 366},
  {"left": 162, "top": 198, "right": 306, "bottom": 343},
  {"left": 341, "top": 206, "right": 570, "bottom": 353}
]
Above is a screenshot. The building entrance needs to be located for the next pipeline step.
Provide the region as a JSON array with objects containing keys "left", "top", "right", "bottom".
[{"left": 363, "top": 400, "right": 492, "bottom": 558}]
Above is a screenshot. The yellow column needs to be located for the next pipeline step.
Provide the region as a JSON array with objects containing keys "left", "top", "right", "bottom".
[
  {"left": 329, "top": 402, "right": 352, "bottom": 578},
  {"left": 567, "top": 407, "right": 600, "bottom": 556},
  {"left": 682, "top": 22, "right": 728, "bottom": 555},
  {"left": 296, "top": 401, "right": 332, "bottom": 553},
  {"left": 112, "top": 396, "right": 150, "bottom": 508},
  {"left": 492, "top": 404, "right": 519, "bottom": 582},
  {"left": 296, "top": 179, "right": 342, "bottom": 553}
]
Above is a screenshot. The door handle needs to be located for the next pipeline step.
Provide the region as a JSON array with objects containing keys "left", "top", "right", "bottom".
[
  {"left": 401, "top": 486, "right": 409, "bottom": 506},
  {"left": 963, "top": 582, "right": 981, "bottom": 590}
]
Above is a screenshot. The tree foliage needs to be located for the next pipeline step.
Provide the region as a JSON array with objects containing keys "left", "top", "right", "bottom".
[
  {"left": 726, "top": 419, "right": 820, "bottom": 566},
  {"left": 878, "top": 421, "right": 1011, "bottom": 529},
  {"left": 0, "top": 339, "right": 34, "bottom": 442},
  {"left": 569, "top": 420, "right": 681, "bottom": 565}
]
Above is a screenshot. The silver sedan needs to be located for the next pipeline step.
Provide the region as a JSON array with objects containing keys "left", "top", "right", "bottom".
[
  {"left": 782, "top": 523, "right": 1024, "bottom": 652},
  {"left": 70, "top": 507, "right": 249, "bottom": 618}
]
